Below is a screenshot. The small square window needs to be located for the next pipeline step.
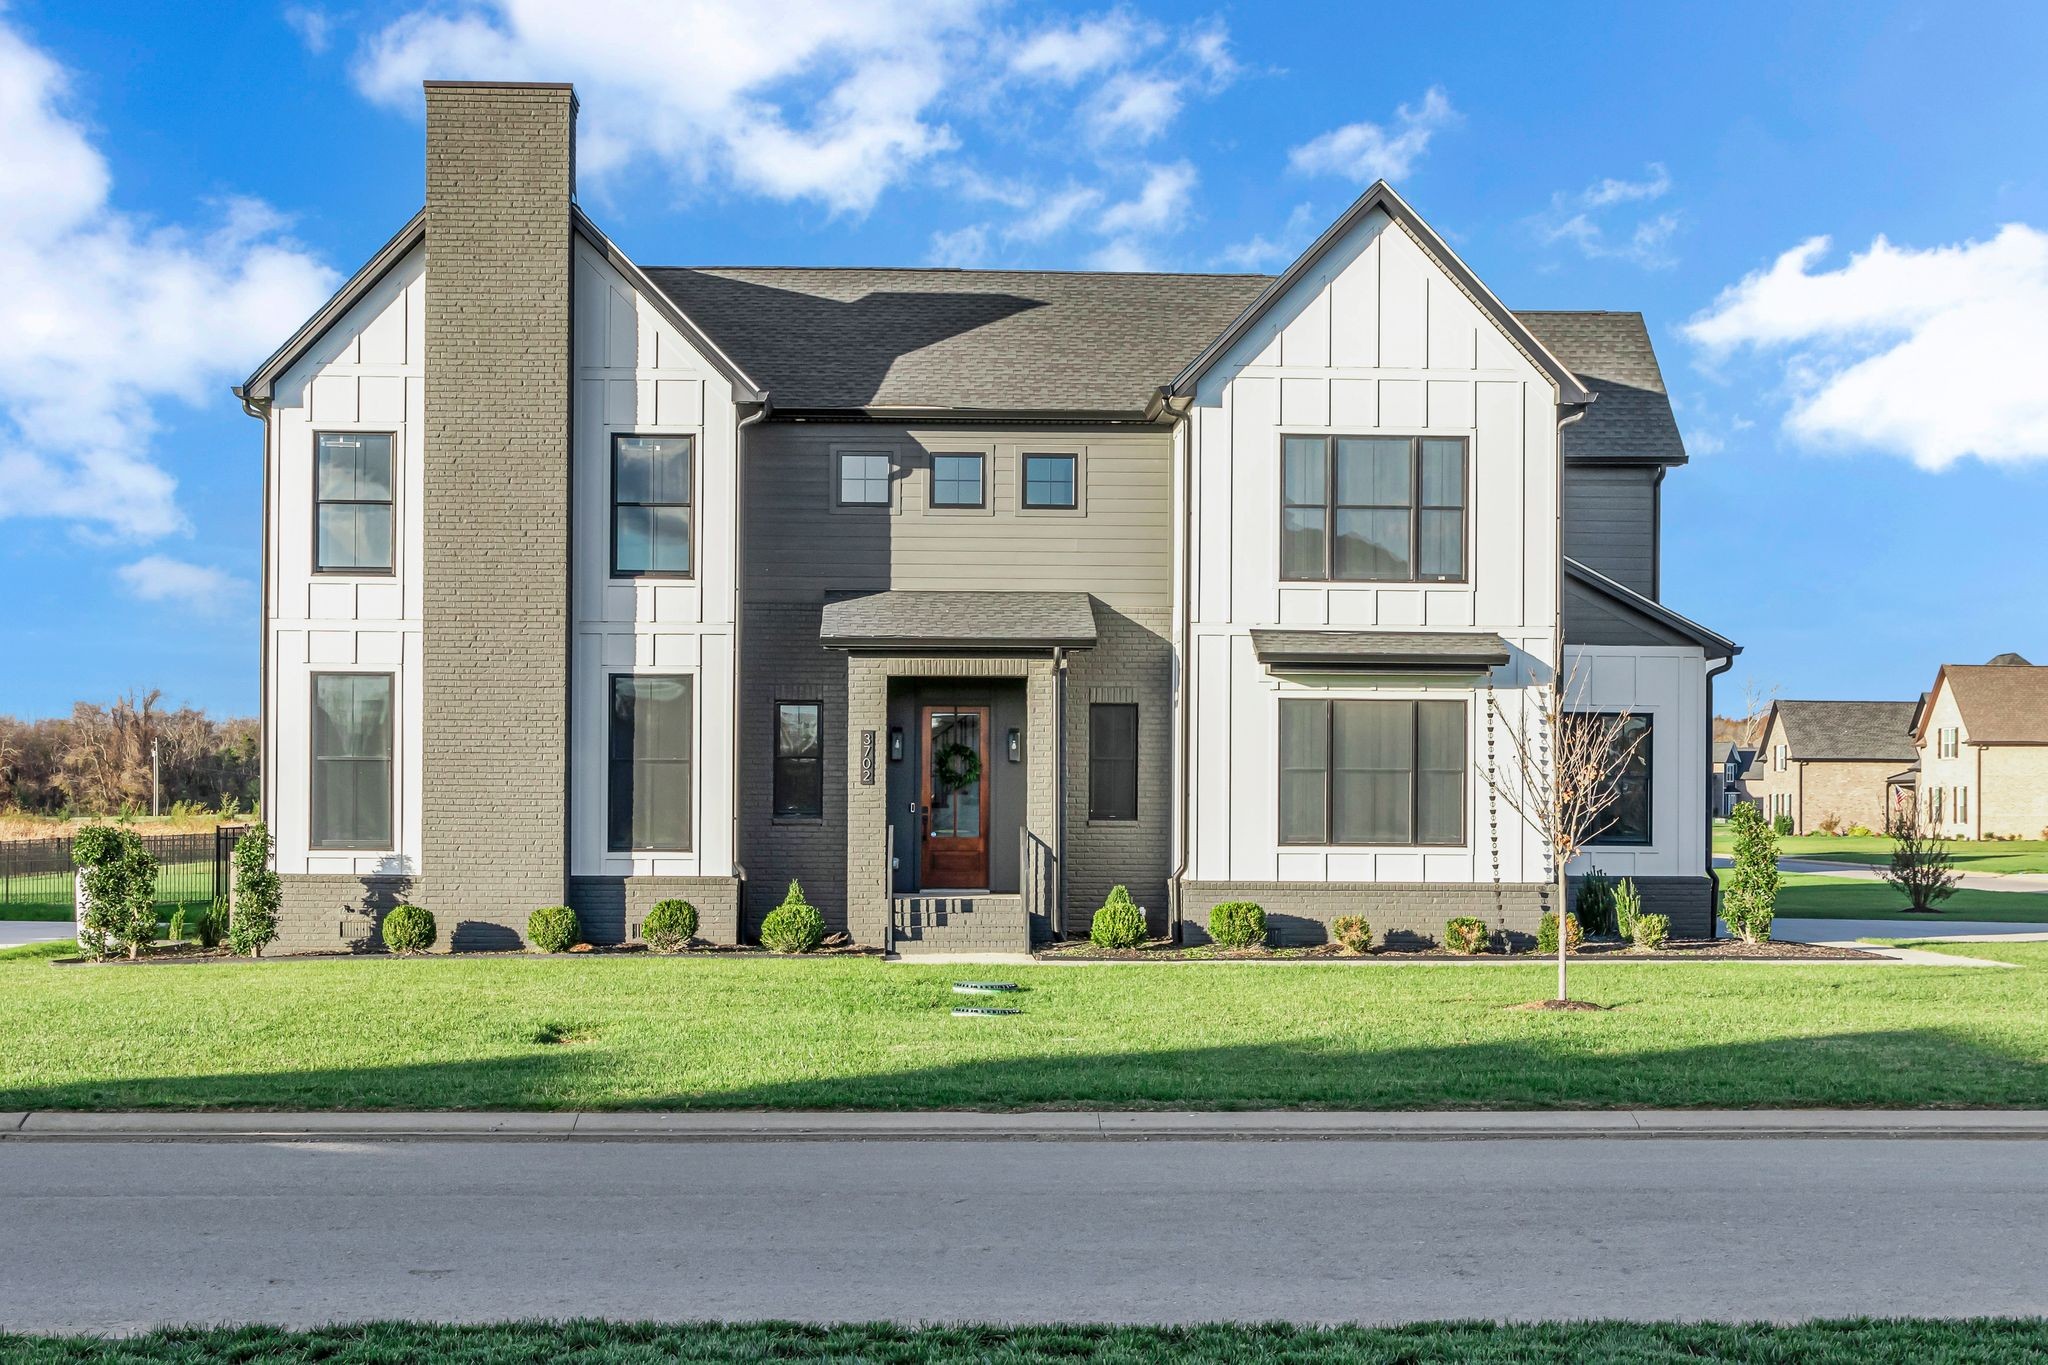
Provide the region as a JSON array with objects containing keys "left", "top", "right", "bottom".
[
  {"left": 839, "top": 452, "right": 892, "bottom": 506},
  {"left": 930, "top": 453, "right": 984, "bottom": 508},
  {"left": 1023, "top": 453, "right": 1076, "bottom": 509}
]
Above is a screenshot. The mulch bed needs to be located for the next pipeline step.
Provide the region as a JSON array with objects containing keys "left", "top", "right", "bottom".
[{"left": 1036, "top": 936, "right": 1878, "bottom": 963}]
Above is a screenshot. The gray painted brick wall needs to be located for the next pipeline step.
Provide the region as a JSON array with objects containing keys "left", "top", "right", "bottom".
[{"left": 1179, "top": 881, "right": 1554, "bottom": 949}]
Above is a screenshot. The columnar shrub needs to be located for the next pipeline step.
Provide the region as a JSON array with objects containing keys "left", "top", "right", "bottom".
[
  {"left": 1613, "top": 878, "right": 1642, "bottom": 940},
  {"left": 1442, "top": 916, "right": 1489, "bottom": 955},
  {"left": 642, "top": 899, "right": 699, "bottom": 952},
  {"left": 381, "top": 904, "right": 437, "bottom": 954},
  {"left": 1329, "top": 914, "right": 1373, "bottom": 954},
  {"left": 1573, "top": 869, "right": 1615, "bottom": 935},
  {"left": 73, "top": 825, "right": 159, "bottom": 960},
  {"left": 527, "top": 904, "right": 581, "bottom": 954},
  {"left": 1724, "top": 802, "right": 1779, "bottom": 944},
  {"left": 1207, "top": 901, "right": 1267, "bottom": 950},
  {"left": 1631, "top": 913, "right": 1671, "bottom": 952},
  {"left": 760, "top": 881, "right": 826, "bottom": 954},
  {"left": 227, "top": 823, "right": 280, "bottom": 958},
  {"left": 1536, "top": 912, "right": 1582, "bottom": 956},
  {"left": 1088, "top": 885, "right": 1147, "bottom": 950}
]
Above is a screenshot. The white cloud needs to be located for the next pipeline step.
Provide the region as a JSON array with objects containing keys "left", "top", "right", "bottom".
[
  {"left": 115, "top": 556, "right": 250, "bottom": 612},
  {"left": 283, "top": 5, "right": 332, "bottom": 54},
  {"left": 927, "top": 223, "right": 989, "bottom": 267},
  {"left": 1288, "top": 87, "right": 1454, "bottom": 184},
  {"left": 1097, "top": 161, "right": 1196, "bottom": 236},
  {"left": 1084, "top": 72, "right": 1181, "bottom": 144},
  {"left": 1685, "top": 226, "right": 2048, "bottom": 469},
  {"left": 0, "top": 17, "right": 338, "bottom": 541},
  {"left": 1007, "top": 10, "right": 1158, "bottom": 84},
  {"left": 1534, "top": 163, "right": 1678, "bottom": 268},
  {"left": 1087, "top": 239, "right": 1155, "bottom": 272},
  {"left": 1216, "top": 202, "right": 1318, "bottom": 272},
  {"left": 1006, "top": 185, "right": 1104, "bottom": 244}
]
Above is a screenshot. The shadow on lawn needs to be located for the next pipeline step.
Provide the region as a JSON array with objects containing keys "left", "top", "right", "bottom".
[{"left": 4, "top": 1022, "right": 2045, "bottom": 1112}]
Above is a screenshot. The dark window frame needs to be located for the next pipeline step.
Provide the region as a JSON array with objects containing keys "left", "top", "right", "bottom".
[
  {"left": 1021, "top": 452, "right": 1079, "bottom": 510},
  {"left": 1088, "top": 702, "right": 1139, "bottom": 823},
  {"left": 1581, "top": 711, "right": 1654, "bottom": 847},
  {"left": 772, "top": 700, "right": 826, "bottom": 823},
  {"left": 312, "top": 430, "right": 397, "bottom": 577},
  {"left": 607, "top": 673, "right": 695, "bottom": 853},
  {"left": 1277, "top": 697, "right": 1467, "bottom": 847},
  {"left": 609, "top": 433, "right": 696, "bottom": 580},
  {"left": 836, "top": 450, "right": 895, "bottom": 508},
  {"left": 308, "top": 671, "right": 395, "bottom": 851},
  {"left": 928, "top": 452, "right": 987, "bottom": 510},
  {"left": 1278, "top": 434, "right": 1468, "bottom": 584}
]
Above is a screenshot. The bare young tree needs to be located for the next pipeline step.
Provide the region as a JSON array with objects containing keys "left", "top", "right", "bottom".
[
  {"left": 1883, "top": 807, "right": 1961, "bottom": 911},
  {"left": 1486, "top": 665, "right": 1649, "bottom": 1004},
  {"left": 1736, "top": 674, "right": 1779, "bottom": 750}
]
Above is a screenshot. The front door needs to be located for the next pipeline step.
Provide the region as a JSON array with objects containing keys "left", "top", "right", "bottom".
[{"left": 920, "top": 705, "right": 990, "bottom": 889}]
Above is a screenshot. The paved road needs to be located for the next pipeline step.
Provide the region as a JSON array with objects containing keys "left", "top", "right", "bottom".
[
  {"left": 1773, "top": 916, "right": 2048, "bottom": 944},
  {"left": 0, "top": 921, "right": 71, "bottom": 948},
  {"left": 6, "top": 1135, "right": 2048, "bottom": 1332}
]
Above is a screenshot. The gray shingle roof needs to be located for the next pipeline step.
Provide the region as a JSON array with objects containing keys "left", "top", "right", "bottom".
[
  {"left": 1250, "top": 629, "right": 1510, "bottom": 672},
  {"left": 1772, "top": 700, "right": 1920, "bottom": 763},
  {"left": 1517, "top": 311, "right": 1686, "bottom": 464},
  {"left": 819, "top": 591, "right": 1097, "bottom": 651}
]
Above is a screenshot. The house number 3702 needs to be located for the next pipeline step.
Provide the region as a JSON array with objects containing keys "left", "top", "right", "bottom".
[{"left": 860, "top": 730, "right": 877, "bottom": 785}]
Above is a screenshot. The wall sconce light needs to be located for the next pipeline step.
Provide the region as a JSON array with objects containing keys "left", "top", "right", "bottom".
[
  {"left": 888, "top": 727, "right": 904, "bottom": 762},
  {"left": 1007, "top": 728, "right": 1022, "bottom": 763}
]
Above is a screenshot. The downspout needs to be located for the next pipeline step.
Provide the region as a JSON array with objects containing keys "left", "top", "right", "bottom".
[
  {"left": 1704, "top": 653, "right": 1735, "bottom": 939},
  {"left": 732, "top": 398, "right": 770, "bottom": 927},
  {"left": 1053, "top": 644, "right": 1070, "bottom": 937},
  {"left": 1159, "top": 390, "right": 1195, "bottom": 944},
  {"left": 233, "top": 385, "right": 274, "bottom": 846}
]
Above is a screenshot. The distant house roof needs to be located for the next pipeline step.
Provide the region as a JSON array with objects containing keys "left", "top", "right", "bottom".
[
  {"left": 818, "top": 591, "right": 1097, "bottom": 652},
  {"left": 1711, "top": 740, "right": 1735, "bottom": 766},
  {"left": 1249, "top": 629, "right": 1510, "bottom": 673},
  {"left": 1928, "top": 663, "right": 2048, "bottom": 744},
  {"left": 1769, "top": 700, "right": 1920, "bottom": 763},
  {"left": 1987, "top": 651, "right": 2034, "bottom": 667}
]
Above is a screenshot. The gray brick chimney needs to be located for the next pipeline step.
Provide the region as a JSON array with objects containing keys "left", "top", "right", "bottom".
[{"left": 420, "top": 81, "right": 576, "bottom": 942}]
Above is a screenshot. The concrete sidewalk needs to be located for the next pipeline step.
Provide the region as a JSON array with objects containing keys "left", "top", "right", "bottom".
[{"left": 9, "top": 1108, "right": 2048, "bottom": 1142}]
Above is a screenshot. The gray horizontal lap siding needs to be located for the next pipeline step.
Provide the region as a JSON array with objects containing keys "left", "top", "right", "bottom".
[{"left": 1562, "top": 464, "right": 1657, "bottom": 599}]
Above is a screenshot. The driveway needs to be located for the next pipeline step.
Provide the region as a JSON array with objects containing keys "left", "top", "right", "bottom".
[
  {"left": 0, "top": 921, "right": 72, "bottom": 949},
  {"left": 7, "top": 1132, "right": 2048, "bottom": 1331},
  {"left": 1769, "top": 917, "right": 2048, "bottom": 945}
]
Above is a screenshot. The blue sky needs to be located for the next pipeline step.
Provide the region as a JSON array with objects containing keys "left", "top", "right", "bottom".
[{"left": 3, "top": 0, "right": 2046, "bottom": 719}]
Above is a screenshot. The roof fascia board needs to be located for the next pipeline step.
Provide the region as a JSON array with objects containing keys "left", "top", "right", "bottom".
[
  {"left": 770, "top": 407, "right": 1163, "bottom": 426},
  {"left": 1564, "top": 557, "right": 1739, "bottom": 658},
  {"left": 572, "top": 207, "right": 765, "bottom": 404},
  {"left": 237, "top": 209, "right": 426, "bottom": 406},
  {"left": 1166, "top": 181, "right": 1593, "bottom": 406}
]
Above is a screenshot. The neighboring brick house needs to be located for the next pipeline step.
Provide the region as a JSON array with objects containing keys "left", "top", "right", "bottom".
[
  {"left": 234, "top": 82, "right": 1737, "bottom": 953},
  {"left": 1745, "top": 700, "right": 1919, "bottom": 834},
  {"left": 1911, "top": 654, "right": 2048, "bottom": 840}
]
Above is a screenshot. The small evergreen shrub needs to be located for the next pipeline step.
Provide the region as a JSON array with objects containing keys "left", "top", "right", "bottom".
[
  {"left": 642, "top": 899, "right": 699, "bottom": 952},
  {"left": 1632, "top": 913, "right": 1671, "bottom": 952},
  {"left": 1613, "top": 878, "right": 1642, "bottom": 940},
  {"left": 1089, "top": 885, "right": 1147, "bottom": 950},
  {"left": 1329, "top": 914, "right": 1373, "bottom": 954},
  {"left": 73, "top": 824, "right": 159, "bottom": 960},
  {"left": 1573, "top": 869, "right": 1615, "bottom": 935},
  {"left": 1725, "top": 803, "right": 1780, "bottom": 944},
  {"left": 1847, "top": 825, "right": 1874, "bottom": 838},
  {"left": 1442, "top": 916, "right": 1489, "bottom": 955},
  {"left": 1207, "top": 901, "right": 1267, "bottom": 950},
  {"left": 381, "top": 904, "right": 437, "bottom": 954},
  {"left": 1536, "top": 911, "right": 1583, "bottom": 956},
  {"left": 227, "top": 824, "right": 280, "bottom": 957},
  {"left": 760, "top": 881, "right": 826, "bottom": 954},
  {"left": 527, "top": 904, "right": 581, "bottom": 954},
  {"left": 1772, "top": 812, "right": 1794, "bottom": 837}
]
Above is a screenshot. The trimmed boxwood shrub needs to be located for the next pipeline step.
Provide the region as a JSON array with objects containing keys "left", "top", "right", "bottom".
[
  {"left": 1536, "top": 911, "right": 1583, "bottom": 955},
  {"left": 1329, "top": 914, "right": 1372, "bottom": 954},
  {"left": 1443, "top": 916, "right": 1489, "bottom": 955},
  {"left": 227, "top": 823, "right": 281, "bottom": 957},
  {"left": 527, "top": 904, "right": 580, "bottom": 954},
  {"left": 760, "top": 880, "right": 826, "bottom": 954},
  {"left": 381, "top": 904, "right": 436, "bottom": 954},
  {"left": 1632, "top": 912, "right": 1671, "bottom": 952},
  {"left": 642, "top": 898, "right": 698, "bottom": 952},
  {"left": 1207, "top": 901, "right": 1266, "bottom": 950},
  {"left": 1089, "top": 885, "right": 1147, "bottom": 950}
]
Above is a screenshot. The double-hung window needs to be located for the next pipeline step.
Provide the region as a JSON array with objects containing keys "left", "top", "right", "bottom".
[
  {"left": 1279, "top": 698, "right": 1466, "bottom": 846},
  {"left": 1022, "top": 453, "right": 1077, "bottom": 509},
  {"left": 314, "top": 432, "right": 395, "bottom": 573},
  {"left": 310, "top": 673, "right": 394, "bottom": 849},
  {"left": 608, "top": 675, "right": 693, "bottom": 851},
  {"left": 930, "top": 454, "right": 985, "bottom": 509},
  {"left": 612, "top": 436, "right": 693, "bottom": 576},
  {"left": 838, "top": 452, "right": 892, "bottom": 506},
  {"left": 1088, "top": 703, "right": 1138, "bottom": 822},
  {"left": 1281, "top": 435, "right": 1466, "bottom": 582},
  {"left": 1580, "top": 713, "right": 1653, "bottom": 846},
  {"left": 773, "top": 702, "right": 825, "bottom": 820}
]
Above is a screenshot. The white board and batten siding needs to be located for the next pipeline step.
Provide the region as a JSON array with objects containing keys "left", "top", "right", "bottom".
[
  {"left": 1182, "top": 208, "right": 1561, "bottom": 887},
  {"left": 266, "top": 248, "right": 426, "bottom": 878},
  {"left": 1562, "top": 645, "right": 1710, "bottom": 878},
  {"left": 568, "top": 236, "right": 740, "bottom": 879}
]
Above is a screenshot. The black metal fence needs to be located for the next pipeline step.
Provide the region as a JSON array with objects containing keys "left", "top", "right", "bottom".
[{"left": 0, "top": 825, "right": 249, "bottom": 920}]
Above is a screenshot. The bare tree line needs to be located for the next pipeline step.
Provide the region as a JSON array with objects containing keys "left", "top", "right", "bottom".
[{"left": 0, "top": 691, "right": 257, "bottom": 817}]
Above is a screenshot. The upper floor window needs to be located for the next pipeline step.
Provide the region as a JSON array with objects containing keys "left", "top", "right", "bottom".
[
  {"left": 1279, "top": 698, "right": 1465, "bottom": 846},
  {"left": 612, "top": 435, "right": 693, "bottom": 577},
  {"left": 1774, "top": 744, "right": 1788, "bottom": 771},
  {"left": 1938, "top": 727, "right": 1960, "bottom": 759},
  {"left": 1579, "top": 713, "right": 1653, "bottom": 846},
  {"left": 314, "top": 432, "right": 394, "bottom": 574},
  {"left": 310, "top": 672, "right": 393, "bottom": 849},
  {"left": 773, "top": 701, "right": 825, "bottom": 821},
  {"left": 608, "top": 674, "right": 693, "bottom": 852},
  {"left": 1022, "top": 453, "right": 1077, "bottom": 509},
  {"left": 1281, "top": 435, "right": 1466, "bottom": 583},
  {"left": 838, "top": 451, "right": 892, "bottom": 506},
  {"left": 930, "top": 454, "right": 985, "bottom": 509}
]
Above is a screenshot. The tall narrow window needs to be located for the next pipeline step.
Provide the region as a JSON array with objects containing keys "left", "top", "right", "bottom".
[
  {"left": 838, "top": 451, "right": 892, "bottom": 506},
  {"left": 1022, "top": 453, "right": 1077, "bottom": 509},
  {"left": 1278, "top": 699, "right": 1465, "bottom": 846},
  {"left": 1089, "top": 703, "right": 1138, "bottom": 821},
  {"left": 1280, "top": 435, "right": 1465, "bottom": 582},
  {"left": 609, "top": 675, "right": 693, "bottom": 851},
  {"left": 314, "top": 432, "right": 394, "bottom": 573},
  {"left": 773, "top": 702, "right": 824, "bottom": 820},
  {"left": 1581, "top": 713, "right": 1653, "bottom": 846},
  {"left": 930, "top": 453, "right": 985, "bottom": 508},
  {"left": 612, "top": 435, "right": 693, "bottom": 576},
  {"left": 310, "top": 673, "right": 393, "bottom": 849}
]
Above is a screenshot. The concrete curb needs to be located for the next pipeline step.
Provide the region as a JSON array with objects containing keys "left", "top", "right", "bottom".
[{"left": 9, "top": 1109, "right": 2048, "bottom": 1143}]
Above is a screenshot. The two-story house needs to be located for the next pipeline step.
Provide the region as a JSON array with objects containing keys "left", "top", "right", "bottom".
[
  {"left": 236, "top": 82, "right": 1736, "bottom": 953},
  {"left": 1910, "top": 653, "right": 2048, "bottom": 839},
  {"left": 1744, "top": 700, "right": 1919, "bottom": 835}
]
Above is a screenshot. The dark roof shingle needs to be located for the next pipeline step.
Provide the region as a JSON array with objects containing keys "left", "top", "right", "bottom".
[
  {"left": 818, "top": 590, "right": 1097, "bottom": 651},
  {"left": 1773, "top": 700, "right": 1920, "bottom": 763},
  {"left": 1250, "top": 629, "right": 1510, "bottom": 672},
  {"left": 1939, "top": 665, "right": 2048, "bottom": 743}
]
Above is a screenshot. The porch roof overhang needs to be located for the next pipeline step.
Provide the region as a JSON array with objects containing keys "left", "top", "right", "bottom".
[
  {"left": 819, "top": 591, "right": 1098, "bottom": 653},
  {"left": 1250, "top": 628, "right": 1511, "bottom": 674}
]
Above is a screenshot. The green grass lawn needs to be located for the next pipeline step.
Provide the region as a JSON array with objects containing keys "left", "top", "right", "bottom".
[
  {"left": 1775, "top": 871, "right": 2048, "bottom": 923},
  {"left": 7, "top": 1319, "right": 2048, "bottom": 1364},
  {"left": 1710, "top": 827, "right": 2048, "bottom": 874},
  {"left": 14, "top": 936, "right": 2048, "bottom": 1111}
]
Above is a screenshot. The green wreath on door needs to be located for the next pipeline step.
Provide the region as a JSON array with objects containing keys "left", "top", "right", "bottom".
[{"left": 932, "top": 741, "right": 982, "bottom": 797}]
